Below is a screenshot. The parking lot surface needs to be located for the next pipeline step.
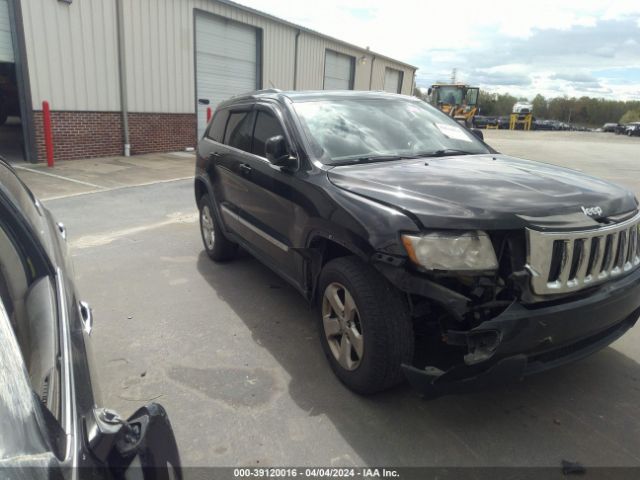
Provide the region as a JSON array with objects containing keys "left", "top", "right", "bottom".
[{"left": 16, "top": 131, "right": 640, "bottom": 468}]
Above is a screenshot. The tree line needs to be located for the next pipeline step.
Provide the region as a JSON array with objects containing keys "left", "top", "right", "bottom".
[
  {"left": 414, "top": 88, "right": 640, "bottom": 126},
  {"left": 476, "top": 92, "right": 640, "bottom": 126}
]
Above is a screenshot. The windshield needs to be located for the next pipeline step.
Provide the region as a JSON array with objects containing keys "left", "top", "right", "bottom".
[
  {"left": 293, "top": 98, "right": 489, "bottom": 164},
  {"left": 435, "top": 86, "right": 464, "bottom": 105}
]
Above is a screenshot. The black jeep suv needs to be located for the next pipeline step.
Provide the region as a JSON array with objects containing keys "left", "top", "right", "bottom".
[{"left": 194, "top": 90, "right": 640, "bottom": 397}]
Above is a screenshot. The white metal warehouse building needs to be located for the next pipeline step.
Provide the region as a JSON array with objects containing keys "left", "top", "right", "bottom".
[{"left": 0, "top": 0, "right": 417, "bottom": 162}]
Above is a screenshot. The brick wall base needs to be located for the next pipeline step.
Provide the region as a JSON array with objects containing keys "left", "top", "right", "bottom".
[
  {"left": 33, "top": 110, "right": 197, "bottom": 161},
  {"left": 129, "top": 113, "right": 197, "bottom": 155}
]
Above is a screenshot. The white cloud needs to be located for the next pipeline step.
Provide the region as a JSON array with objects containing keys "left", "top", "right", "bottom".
[{"left": 241, "top": 0, "right": 640, "bottom": 99}]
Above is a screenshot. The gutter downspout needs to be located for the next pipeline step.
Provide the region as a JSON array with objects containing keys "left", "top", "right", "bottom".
[
  {"left": 368, "top": 54, "right": 376, "bottom": 90},
  {"left": 293, "top": 29, "right": 301, "bottom": 90},
  {"left": 115, "top": 0, "right": 130, "bottom": 156}
]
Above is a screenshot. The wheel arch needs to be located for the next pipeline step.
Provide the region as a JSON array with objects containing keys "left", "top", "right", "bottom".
[
  {"left": 194, "top": 175, "right": 210, "bottom": 203},
  {"left": 194, "top": 175, "right": 233, "bottom": 239},
  {"left": 304, "top": 232, "right": 371, "bottom": 302}
]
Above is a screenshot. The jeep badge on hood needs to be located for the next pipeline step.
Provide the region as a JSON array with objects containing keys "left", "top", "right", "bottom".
[{"left": 582, "top": 205, "right": 603, "bottom": 217}]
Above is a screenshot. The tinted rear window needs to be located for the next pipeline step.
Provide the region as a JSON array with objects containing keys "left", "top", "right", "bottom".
[
  {"left": 207, "top": 110, "right": 229, "bottom": 142},
  {"left": 224, "top": 111, "right": 254, "bottom": 152}
]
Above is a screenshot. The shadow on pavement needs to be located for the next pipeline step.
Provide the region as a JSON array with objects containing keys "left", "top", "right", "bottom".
[{"left": 197, "top": 251, "right": 640, "bottom": 467}]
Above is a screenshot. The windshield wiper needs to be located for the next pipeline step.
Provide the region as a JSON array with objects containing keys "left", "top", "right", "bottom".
[
  {"left": 417, "top": 149, "right": 475, "bottom": 157},
  {"left": 330, "top": 154, "right": 419, "bottom": 166}
]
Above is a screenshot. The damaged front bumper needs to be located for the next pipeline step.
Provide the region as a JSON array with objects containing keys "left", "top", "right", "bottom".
[{"left": 401, "top": 265, "right": 640, "bottom": 399}]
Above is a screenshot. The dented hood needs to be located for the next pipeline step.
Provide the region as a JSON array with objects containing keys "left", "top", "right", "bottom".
[{"left": 327, "top": 154, "right": 638, "bottom": 230}]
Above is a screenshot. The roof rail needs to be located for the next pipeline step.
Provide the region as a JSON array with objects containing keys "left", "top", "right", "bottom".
[
  {"left": 255, "top": 88, "right": 282, "bottom": 94},
  {"left": 230, "top": 88, "right": 282, "bottom": 100}
]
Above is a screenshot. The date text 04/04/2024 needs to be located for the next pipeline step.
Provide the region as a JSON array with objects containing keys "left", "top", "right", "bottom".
[{"left": 233, "top": 468, "right": 400, "bottom": 478}]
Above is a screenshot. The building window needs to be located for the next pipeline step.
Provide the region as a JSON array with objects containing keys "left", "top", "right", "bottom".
[
  {"left": 323, "top": 50, "right": 355, "bottom": 90},
  {"left": 384, "top": 67, "right": 404, "bottom": 94}
]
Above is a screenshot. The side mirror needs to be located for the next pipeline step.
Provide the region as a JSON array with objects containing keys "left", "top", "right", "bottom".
[
  {"left": 86, "top": 404, "right": 182, "bottom": 479},
  {"left": 471, "top": 128, "right": 484, "bottom": 141},
  {"left": 265, "top": 135, "right": 296, "bottom": 168},
  {"left": 428, "top": 87, "right": 432, "bottom": 96}
]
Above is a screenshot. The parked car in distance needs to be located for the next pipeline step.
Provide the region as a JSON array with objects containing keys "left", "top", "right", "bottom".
[
  {"left": 602, "top": 122, "right": 619, "bottom": 133},
  {"left": 625, "top": 123, "right": 640, "bottom": 137},
  {"left": 496, "top": 115, "right": 510, "bottom": 129},
  {"left": 472, "top": 115, "right": 498, "bottom": 129},
  {"left": 0, "top": 157, "right": 181, "bottom": 478},
  {"left": 533, "top": 119, "right": 556, "bottom": 131},
  {"left": 195, "top": 90, "right": 640, "bottom": 397},
  {"left": 614, "top": 124, "right": 628, "bottom": 135}
]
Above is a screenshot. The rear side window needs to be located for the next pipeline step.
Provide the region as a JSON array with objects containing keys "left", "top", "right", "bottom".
[
  {"left": 252, "top": 111, "right": 285, "bottom": 158},
  {"left": 224, "top": 111, "right": 254, "bottom": 153},
  {"left": 207, "top": 110, "right": 229, "bottom": 142}
]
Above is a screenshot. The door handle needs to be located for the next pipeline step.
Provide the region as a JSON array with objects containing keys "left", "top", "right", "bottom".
[
  {"left": 56, "top": 222, "right": 67, "bottom": 241},
  {"left": 79, "top": 301, "right": 93, "bottom": 335},
  {"left": 209, "top": 152, "right": 221, "bottom": 160},
  {"left": 239, "top": 163, "right": 252, "bottom": 175}
]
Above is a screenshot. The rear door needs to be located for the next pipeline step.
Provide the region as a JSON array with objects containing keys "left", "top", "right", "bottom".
[
  {"left": 232, "top": 105, "right": 310, "bottom": 285},
  {"left": 213, "top": 108, "right": 257, "bottom": 233}
]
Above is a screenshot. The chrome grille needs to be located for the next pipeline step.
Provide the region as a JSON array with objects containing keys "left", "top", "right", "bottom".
[{"left": 526, "top": 211, "right": 640, "bottom": 295}]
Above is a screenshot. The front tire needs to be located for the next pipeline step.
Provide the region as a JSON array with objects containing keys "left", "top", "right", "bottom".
[
  {"left": 317, "top": 257, "right": 414, "bottom": 394},
  {"left": 198, "top": 194, "right": 237, "bottom": 262}
]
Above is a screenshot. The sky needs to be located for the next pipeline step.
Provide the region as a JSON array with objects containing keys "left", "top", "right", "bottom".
[{"left": 239, "top": 0, "right": 640, "bottom": 101}]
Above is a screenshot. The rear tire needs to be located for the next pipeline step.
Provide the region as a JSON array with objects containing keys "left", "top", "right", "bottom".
[
  {"left": 317, "top": 256, "right": 414, "bottom": 394},
  {"left": 198, "top": 194, "right": 237, "bottom": 262}
]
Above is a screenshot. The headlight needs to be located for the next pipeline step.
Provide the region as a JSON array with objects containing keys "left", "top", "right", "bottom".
[{"left": 401, "top": 231, "right": 498, "bottom": 271}]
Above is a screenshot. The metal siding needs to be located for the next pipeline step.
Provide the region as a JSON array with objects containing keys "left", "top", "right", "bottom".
[
  {"left": 20, "top": 0, "right": 415, "bottom": 113},
  {"left": 21, "top": 0, "right": 119, "bottom": 111},
  {"left": 120, "top": 0, "right": 295, "bottom": 113},
  {"left": 0, "top": 0, "right": 13, "bottom": 62}
]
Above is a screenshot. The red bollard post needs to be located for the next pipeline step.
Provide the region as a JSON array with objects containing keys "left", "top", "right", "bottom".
[
  {"left": 206, "top": 106, "right": 212, "bottom": 123},
  {"left": 42, "top": 101, "right": 54, "bottom": 167}
]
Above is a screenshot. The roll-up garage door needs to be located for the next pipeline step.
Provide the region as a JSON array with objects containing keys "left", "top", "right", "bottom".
[
  {"left": 384, "top": 67, "right": 403, "bottom": 94},
  {"left": 0, "top": 0, "right": 14, "bottom": 63},
  {"left": 324, "top": 50, "right": 354, "bottom": 90},
  {"left": 195, "top": 13, "right": 258, "bottom": 139}
]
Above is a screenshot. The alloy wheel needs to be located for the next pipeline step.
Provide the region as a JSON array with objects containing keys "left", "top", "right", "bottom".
[
  {"left": 322, "top": 282, "right": 364, "bottom": 371},
  {"left": 200, "top": 205, "right": 215, "bottom": 250}
]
